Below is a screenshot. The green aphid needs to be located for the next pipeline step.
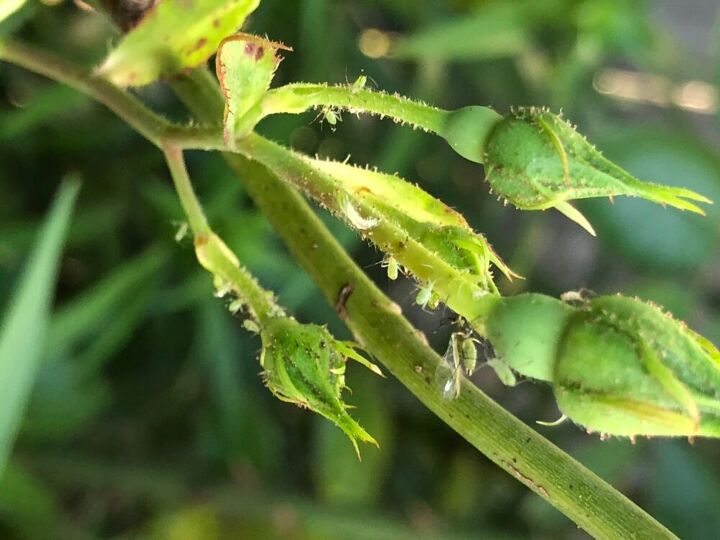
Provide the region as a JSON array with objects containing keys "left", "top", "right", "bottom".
[
  {"left": 416, "top": 280, "right": 438, "bottom": 309},
  {"left": 174, "top": 222, "right": 189, "bottom": 243},
  {"left": 228, "top": 297, "right": 244, "bottom": 314},
  {"left": 321, "top": 105, "right": 341, "bottom": 126},
  {"left": 458, "top": 332, "right": 478, "bottom": 375},
  {"left": 242, "top": 319, "right": 260, "bottom": 334},
  {"left": 382, "top": 254, "right": 400, "bottom": 280},
  {"left": 435, "top": 325, "right": 483, "bottom": 400},
  {"left": 350, "top": 74, "right": 367, "bottom": 93}
]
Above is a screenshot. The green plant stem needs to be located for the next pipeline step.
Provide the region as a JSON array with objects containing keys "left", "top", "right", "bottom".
[
  {"left": 0, "top": 42, "right": 678, "bottom": 540},
  {"left": 0, "top": 40, "right": 169, "bottom": 146},
  {"left": 260, "top": 83, "right": 448, "bottom": 131},
  {"left": 162, "top": 144, "right": 280, "bottom": 324},
  {"left": 163, "top": 145, "right": 210, "bottom": 234}
]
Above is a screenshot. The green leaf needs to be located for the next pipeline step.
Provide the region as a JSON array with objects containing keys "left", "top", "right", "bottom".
[
  {"left": 0, "top": 179, "right": 79, "bottom": 475},
  {"left": 96, "top": 0, "right": 260, "bottom": 87},
  {"left": 216, "top": 33, "right": 290, "bottom": 145}
]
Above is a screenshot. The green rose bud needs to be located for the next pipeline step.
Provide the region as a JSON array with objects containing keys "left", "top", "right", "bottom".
[
  {"left": 259, "top": 316, "right": 382, "bottom": 456},
  {"left": 479, "top": 293, "right": 720, "bottom": 438},
  {"left": 482, "top": 107, "right": 711, "bottom": 235},
  {"left": 554, "top": 295, "right": 720, "bottom": 438}
]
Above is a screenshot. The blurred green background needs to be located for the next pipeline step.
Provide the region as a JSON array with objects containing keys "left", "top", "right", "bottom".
[{"left": 2, "top": 0, "right": 720, "bottom": 538}]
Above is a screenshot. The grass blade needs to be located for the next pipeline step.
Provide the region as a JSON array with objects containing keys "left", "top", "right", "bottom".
[{"left": 0, "top": 178, "right": 79, "bottom": 475}]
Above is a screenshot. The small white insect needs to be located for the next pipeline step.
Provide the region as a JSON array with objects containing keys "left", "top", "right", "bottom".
[
  {"left": 340, "top": 197, "right": 379, "bottom": 230},
  {"left": 320, "top": 105, "right": 342, "bottom": 126},
  {"left": 435, "top": 333, "right": 463, "bottom": 400},
  {"left": 242, "top": 319, "right": 260, "bottom": 334},
  {"left": 213, "top": 278, "right": 232, "bottom": 299},
  {"left": 560, "top": 288, "right": 594, "bottom": 305},
  {"left": 228, "top": 297, "right": 244, "bottom": 314}
]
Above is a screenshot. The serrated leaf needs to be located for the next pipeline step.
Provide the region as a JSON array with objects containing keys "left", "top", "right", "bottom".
[
  {"left": 97, "top": 0, "right": 260, "bottom": 87},
  {"left": 0, "top": 179, "right": 79, "bottom": 475},
  {"left": 260, "top": 316, "right": 379, "bottom": 457},
  {"left": 240, "top": 134, "right": 517, "bottom": 323}
]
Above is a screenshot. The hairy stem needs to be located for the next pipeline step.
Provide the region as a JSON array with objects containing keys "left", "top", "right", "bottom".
[
  {"left": 0, "top": 42, "right": 678, "bottom": 540},
  {"left": 163, "top": 145, "right": 281, "bottom": 324},
  {"left": 261, "top": 83, "right": 448, "bottom": 131}
]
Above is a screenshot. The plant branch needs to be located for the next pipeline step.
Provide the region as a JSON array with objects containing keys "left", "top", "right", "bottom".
[
  {"left": 163, "top": 145, "right": 210, "bottom": 234},
  {"left": 162, "top": 144, "right": 281, "bottom": 324},
  {"left": 0, "top": 40, "right": 176, "bottom": 146},
  {"left": 260, "top": 83, "right": 449, "bottom": 131},
  {"left": 1, "top": 41, "right": 679, "bottom": 539},
  {"left": 171, "top": 68, "right": 677, "bottom": 540}
]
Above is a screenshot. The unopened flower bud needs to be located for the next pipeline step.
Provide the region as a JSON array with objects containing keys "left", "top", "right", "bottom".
[
  {"left": 259, "top": 316, "right": 382, "bottom": 455},
  {"left": 482, "top": 107, "right": 711, "bottom": 235},
  {"left": 554, "top": 295, "right": 720, "bottom": 438},
  {"left": 480, "top": 293, "right": 720, "bottom": 438}
]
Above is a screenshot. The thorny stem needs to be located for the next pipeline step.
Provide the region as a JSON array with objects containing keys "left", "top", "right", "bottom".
[{"left": 0, "top": 42, "right": 679, "bottom": 540}]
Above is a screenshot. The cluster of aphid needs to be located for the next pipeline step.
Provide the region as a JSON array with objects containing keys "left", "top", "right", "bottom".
[
  {"left": 380, "top": 252, "right": 513, "bottom": 398},
  {"left": 315, "top": 74, "right": 368, "bottom": 127},
  {"left": 312, "top": 74, "right": 434, "bottom": 132}
]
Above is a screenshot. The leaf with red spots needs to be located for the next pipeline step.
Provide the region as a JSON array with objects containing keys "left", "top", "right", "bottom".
[{"left": 216, "top": 33, "right": 291, "bottom": 147}]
